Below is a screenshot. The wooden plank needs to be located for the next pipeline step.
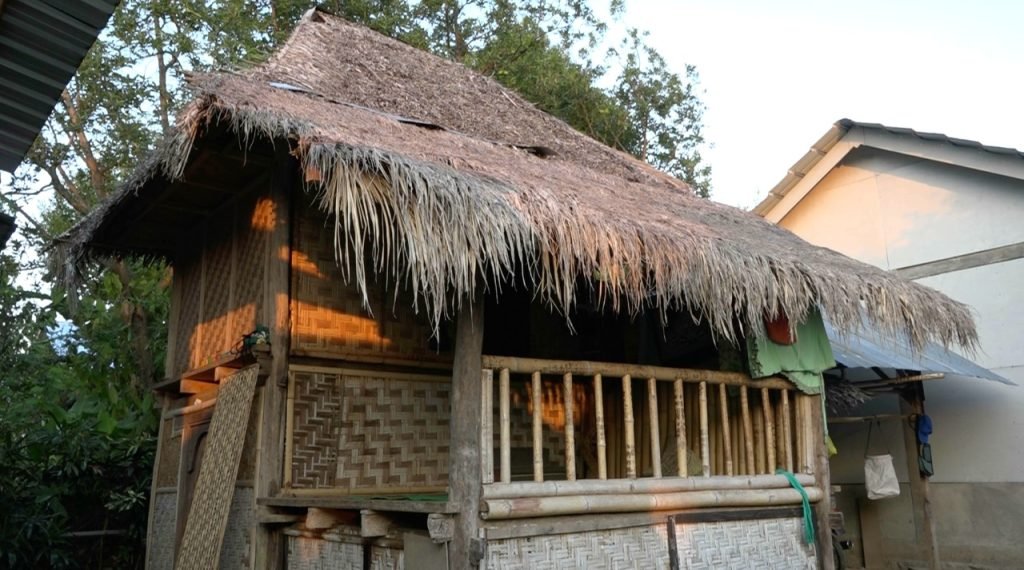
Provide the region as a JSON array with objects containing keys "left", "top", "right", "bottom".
[
  {"left": 252, "top": 149, "right": 293, "bottom": 570},
  {"left": 895, "top": 240, "right": 1024, "bottom": 280},
  {"left": 673, "top": 378, "right": 686, "bottom": 478},
  {"left": 259, "top": 496, "right": 456, "bottom": 514},
  {"left": 647, "top": 377, "right": 661, "bottom": 478},
  {"left": 593, "top": 374, "right": 607, "bottom": 480},
  {"left": 481, "top": 356, "right": 793, "bottom": 390},
  {"left": 622, "top": 375, "right": 636, "bottom": 478},
  {"left": 499, "top": 368, "right": 511, "bottom": 484},
  {"left": 719, "top": 384, "right": 733, "bottom": 476},
  {"left": 448, "top": 295, "right": 485, "bottom": 568},
  {"left": 283, "top": 372, "right": 295, "bottom": 487},
  {"left": 563, "top": 373, "right": 576, "bottom": 481},
  {"left": 531, "top": 371, "right": 543, "bottom": 482},
  {"left": 698, "top": 381, "right": 710, "bottom": 477},
  {"left": 740, "top": 386, "right": 754, "bottom": 476}
]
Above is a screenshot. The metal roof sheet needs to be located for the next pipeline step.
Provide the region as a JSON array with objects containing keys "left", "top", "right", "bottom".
[
  {"left": 823, "top": 315, "right": 1013, "bottom": 385},
  {"left": 0, "top": 0, "right": 119, "bottom": 172}
]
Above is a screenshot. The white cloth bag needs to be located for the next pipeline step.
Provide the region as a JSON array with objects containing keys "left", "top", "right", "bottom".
[{"left": 864, "top": 454, "right": 900, "bottom": 499}]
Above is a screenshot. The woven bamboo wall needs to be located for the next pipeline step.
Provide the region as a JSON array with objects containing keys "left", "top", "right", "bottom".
[
  {"left": 170, "top": 186, "right": 273, "bottom": 377},
  {"left": 286, "top": 535, "right": 363, "bottom": 570},
  {"left": 147, "top": 491, "right": 177, "bottom": 570},
  {"left": 671, "top": 517, "right": 815, "bottom": 569},
  {"left": 485, "top": 525, "right": 669, "bottom": 569},
  {"left": 290, "top": 198, "right": 451, "bottom": 365},
  {"left": 218, "top": 486, "right": 255, "bottom": 570},
  {"left": 289, "top": 368, "right": 450, "bottom": 491}
]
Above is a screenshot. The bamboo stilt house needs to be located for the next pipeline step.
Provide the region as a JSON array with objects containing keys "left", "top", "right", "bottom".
[{"left": 57, "top": 9, "right": 977, "bottom": 570}]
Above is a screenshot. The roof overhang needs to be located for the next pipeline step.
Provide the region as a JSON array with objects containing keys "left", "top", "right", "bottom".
[
  {"left": 0, "top": 212, "right": 14, "bottom": 249},
  {"left": 754, "top": 119, "right": 1024, "bottom": 222},
  {"left": 0, "top": 0, "right": 119, "bottom": 172}
]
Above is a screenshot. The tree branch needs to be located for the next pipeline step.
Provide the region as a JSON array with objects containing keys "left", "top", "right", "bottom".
[{"left": 60, "top": 89, "right": 106, "bottom": 195}]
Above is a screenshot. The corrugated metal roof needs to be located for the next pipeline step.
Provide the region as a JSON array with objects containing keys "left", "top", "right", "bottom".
[
  {"left": 0, "top": 0, "right": 119, "bottom": 172},
  {"left": 823, "top": 315, "right": 1013, "bottom": 385}
]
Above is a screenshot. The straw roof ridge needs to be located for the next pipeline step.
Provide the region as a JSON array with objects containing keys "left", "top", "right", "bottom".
[{"left": 53, "top": 11, "right": 979, "bottom": 352}]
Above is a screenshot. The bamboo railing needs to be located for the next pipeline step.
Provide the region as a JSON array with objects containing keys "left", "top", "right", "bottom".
[{"left": 480, "top": 356, "right": 815, "bottom": 489}]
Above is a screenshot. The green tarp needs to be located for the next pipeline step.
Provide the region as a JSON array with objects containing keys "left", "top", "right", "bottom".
[{"left": 746, "top": 309, "right": 836, "bottom": 394}]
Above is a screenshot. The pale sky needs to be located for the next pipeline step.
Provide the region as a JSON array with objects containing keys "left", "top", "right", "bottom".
[{"left": 620, "top": 0, "right": 1024, "bottom": 208}]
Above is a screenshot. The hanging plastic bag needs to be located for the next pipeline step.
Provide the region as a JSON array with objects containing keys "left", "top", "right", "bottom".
[{"left": 864, "top": 421, "right": 900, "bottom": 500}]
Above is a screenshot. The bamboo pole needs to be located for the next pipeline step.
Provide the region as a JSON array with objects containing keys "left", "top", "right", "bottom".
[
  {"left": 762, "top": 388, "right": 776, "bottom": 473},
  {"left": 740, "top": 386, "right": 754, "bottom": 476},
  {"left": 481, "top": 369, "right": 494, "bottom": 484},
  {"left": 753, "top": 398, "right": 765, "bottom": 475},
  {"left": 481, "top": 356, "right": 793, "bottom": 390},
  {"left": 482, "top": 487, "right": 824, "bottom": 520},
  {"left": 719, "top": 384, "right": 733, "bottom": 476},
  {"left": 499, "top": 368, "right": 511, "bottom": 484},
  {"left": 483, "top": 473, "right": 816, "bottom": 499},
  {"left": 699, "top": 381, "right": 710, "bottom": 477},
  {"left": 563, "top": 373, "right": 576, "bottom": 481},
  {"left": 647, "top": 378, "right": 662, "bottom": 478},
  {"left": 673, "top": 378, "right": 686, "bottom": 477},
  {"left": 782, "top": 389, "right": 793, "bottom": 473},
  {"left": 531, "top": 371, "right": 543, "bottom": 482},
  {"left": 593, "top": 374, "right": 607, "bottom": 480},
  {"left": 799, "top": 395, "right": 814, "bottom": 474},
  {"left": 623, "top": 375, "right": 636, "bottom": 479}
]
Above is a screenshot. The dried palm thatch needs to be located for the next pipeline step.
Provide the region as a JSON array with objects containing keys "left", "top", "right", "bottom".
[{"left": 54, "top": 9, "right": 977, "bottom": 351}]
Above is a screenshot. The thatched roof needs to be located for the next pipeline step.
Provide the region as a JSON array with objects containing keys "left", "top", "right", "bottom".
[{"left": 56, "top": 8, "right": 977, "bottom": 350}]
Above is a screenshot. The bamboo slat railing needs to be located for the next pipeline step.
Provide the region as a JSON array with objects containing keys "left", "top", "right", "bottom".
[{"left": 480, "top": 356, "right": 816, "bottom": 491}]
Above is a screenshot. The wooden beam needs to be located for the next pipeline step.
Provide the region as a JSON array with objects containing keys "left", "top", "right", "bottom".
[
  {"left": 810, "top": 394, "right": 835, "bottom": 570},
  {"left": 901, "top": 385, "right": 940, "bottom": 569},
  {"left": 252, "top": 148, "right": 294, "bottom": 570},
  {"left": 448, "top": 294, "right": 485, "bottom": 568}
]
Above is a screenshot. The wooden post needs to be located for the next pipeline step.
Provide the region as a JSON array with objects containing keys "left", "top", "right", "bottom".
[
  {"left": 499, "top": 368, "right": 511, "bottom": 484},
  {"left": 698, "top": 381, "right": 710, "bottom": 477},
  {"left": 563, "top": 373, "right": 576, "bottom": 481},
  {"left": 594, "top": 374, "right": 607, "bottom": 480},
  {"left": 762, "top": 388, "right": 776, "bottom": 473},
  {"left": 740, "top": 386, "right": 754, "bottom": 476},
  {"left": 481, "top": 369, "right": 494, "bottom": 484},
  {"left": 253, "top": 150, "right": 293, "bottom": 570},
  {"left": 647, "top": 377, "right": 662, "bottom": 478},
  {"left": 531, "top": 371, "right": 543, "bottom": 482},
  {"left": 901, "top": 384, "right": 940, "bottom": 570},
  {"left": 673, "top": 378, "right": 686, "bottom": 477},
  {"left": 449, "top": 294, "right": 486, "bottom": 568},
  {"left": 719, "top": 384, "right": 733, "bottom": 476},
  {"left": 622, "top": 375, "right": 637, "bottom": 478},
  {"left": 810, "top": 394, "right": 835, "bottom": 570}
]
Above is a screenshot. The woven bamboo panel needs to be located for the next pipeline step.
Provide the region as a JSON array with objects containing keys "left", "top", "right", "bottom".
[
  {"left": 175, "top": 366, "right": 260, "bottom": 570},
  {"left": 175, "top": 254, "right": 203, "bottom": 375},
  {"left": 286, "top": 535, "right": 363, "bottom": 570},
  {"left": 147, "top": 491, "right": 177, "bottom": 570},
  {"left": 485, "top": 525, "right": 669, "bottom": 570},
  {"left": 369, "top": 544, "right": 403, "bottom": 570},
  {"left": 290, "top": 198, "right": 449, "bottom": 363},
  {"left": 237, "top": 395, "right": 262, "bottom": 482},
  {"left": 198, "top": 221, "right": 235, "bottom": 362},
  {"left": 156, "top": 418, "right": 182, "bottom": 487},
  {"left": 291, "top": 371, "right": 345, "bottom": 487},
  {"left": 217, "top": 487, "right": 254, "bottom": 570},
  {"left": 231, "top": 191, "right": 270, "bottom": 338},
  {"left": 672, "top": 517, "right": 815, "bottom": 569},
  {"left": 335, "top": 374, "right": 450, "bottom": 490}
]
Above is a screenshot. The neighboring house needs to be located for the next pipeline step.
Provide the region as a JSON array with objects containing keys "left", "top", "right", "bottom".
[
  {"left": 755, "top": 119, "right": 1024, "bottom": 569},
  {"left": 58, "top": 13, "right": 977, "bottom": 570}
]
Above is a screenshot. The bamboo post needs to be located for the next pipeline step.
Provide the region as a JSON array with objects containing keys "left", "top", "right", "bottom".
[
  {"left": 782, "top": 389, "right": 793, "bottom": 473},
  {"left": 563, "top": 373, "right": 576, "bottom": 481},
  {"left": 698, "top": 381, "right": 710, "bottom": 477},
  {"left": 499, "top": 368, "right": 511, "bottom": 484},
  {"left": 591, "top": 374, "right": 607, "bottom": 480},
  {"left": 647, "top": 378, "right": 662, "bottom": 478},
  {"left": 719, "top": 384, "right": 733, "bottom": 476},
  {"left": 673, "top": 378, "right": 686, "bottom": 477},
  {"left": 799, "top": 395, "right": 814, "bottom": 474},
  {"left": 531, "top": 371, "right": 543, "bottom": 482},
  {"left": 623, "top": 375, "right": 636, "bottom": 479},
  {"left": 753, "top": 398, "right": 765, "bottom": 475},
  {"left": 762, "top": 388, "right": 776, "bottom": 473},
  {"left": 481, "top": 369, "right": 494, "bottom": 484},
  {"left": 740, "top": 386, "right": 754, "bottom": 476}
]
